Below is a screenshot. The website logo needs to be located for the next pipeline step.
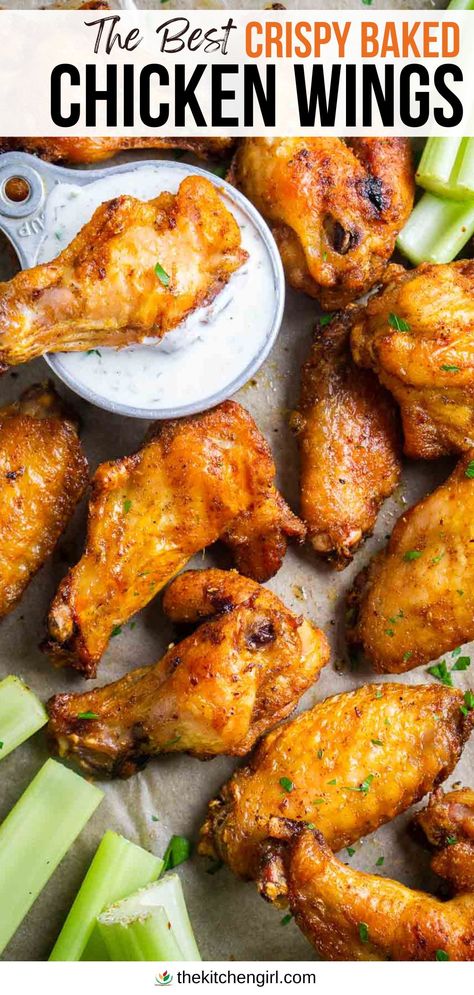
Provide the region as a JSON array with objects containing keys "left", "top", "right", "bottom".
[{"left": 155, "top": 970, "right": 173, "bottom": 987}]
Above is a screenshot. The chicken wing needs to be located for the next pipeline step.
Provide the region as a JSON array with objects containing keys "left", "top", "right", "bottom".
[
  {"left": 198, "top": 682, "right": 471, "bottom": 880},
  {"left": 0, "top": 176, "right": 246, "bottom": 370},
  {"left": 351, "top": 260, "right": 474, "bottom": 459},
  {"left": 44, "top": 401, "right": 304, "bottom": 678},
  {"left": 0, "top": 137, "right": 235, "bottom": 165},
  {"left": 290, "top": 312, "right": 401, "bottom": 566},
  {"left": 47, "top": 568, "right": 329, "bottom": 777},
  {"left": 414, "top": 787, "right": 474, "bottom": 893},
  {"left": 260, "top": 826, "right": 474, "bottom": 961},
  {"left": 229, "top": 138, "right": 414, "bottom": 309},
  {"left": 347, "top": 449, "right": 474, "bottom": 673},
  {"left": 0, "top": 382, "right": 87, "bottom": 617}
]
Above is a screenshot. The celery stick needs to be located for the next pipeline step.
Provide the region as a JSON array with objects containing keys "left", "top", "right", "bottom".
[
  {"left": 448, "top": 0, "right": 474, "bottom": 9},
  {"left": 0, "top": 758, "right": 103, "bottom": 955},
  {"left": 397, "top": 191, "right": 474, "bottom": 264},
  {"left": 98, "top": 874, "right": 201, "bottom": 961},
  {"left": 417, "top": 138, "right": 474, "bottom": 201},
  {"left": 0, "top": 675, "right": 47, "bottom": 759},
  {"left": 98, "top": 906, "right": 184, "bottom": 961},
  {"left": 50, "top": 831, "right": 163, "bottom": 961}
]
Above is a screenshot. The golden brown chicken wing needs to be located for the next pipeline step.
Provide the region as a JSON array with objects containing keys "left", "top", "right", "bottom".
[
  {"left": 351, "top": 260, "right": 474, "bottom": 459},
  {"left": 290, "top": 312, "right": 401, "bottom": 566},
  {"left": 199, "top": 682, "right": 471, "bottom": 880},
  {"left": 47, "top": 569, "right": 329, "bottom": 777},
  {"left": 229, "top": 138, "right": 414, "bottom": 309},
  {"left": 260, "top": 826, "right": 474, "bottom": 961},
  {"left": 0, "top": 176, "right": 246, "bottom": 370},
  {"left": 0, "top": 382, "right": 87, "bottom": 617},
  {"left": 347, "top": 449, "right": 474, "bottom": 673},
  {"left": 414, "top": 787, "right": 474, "bottom": 893},
  {"left": 0, "top": 137, "right": 235, "bottom": 165},
  {"left": 44, "top": 401, "right": 304, "bottom": 678}
]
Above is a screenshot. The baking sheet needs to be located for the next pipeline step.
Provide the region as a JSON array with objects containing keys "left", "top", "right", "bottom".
[{"left": 1, "top": 1, "right": 472, "bottom": 963}]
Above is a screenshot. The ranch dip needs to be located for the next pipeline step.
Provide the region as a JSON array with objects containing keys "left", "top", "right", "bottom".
[{"left": 37, "top": 163, "right": 281, "bottom": 418}]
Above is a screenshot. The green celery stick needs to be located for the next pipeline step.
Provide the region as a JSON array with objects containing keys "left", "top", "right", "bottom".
[
  {"left": 417, "top": 138, "right": 474, "bottom": 201},
  {"left": 98, "top": 874, "right": 201, "bottom": 961},
  {"left": 98, "top": 906, "right": 184, "bottom": 961},
  {"left": 50, "top": 830, "right": 163, "bottom": 961},
  {"left": 397, "top": 191, "right": 474, "bottom": 264},
  {"left": 0, "top": 675, "right": 47, "bottom": 759},
  {"left": 448, "top": 0, "right": 474, "bottom": 9},
  {"left": 0, "top": 758, "right": 103, "bottom": 955}
]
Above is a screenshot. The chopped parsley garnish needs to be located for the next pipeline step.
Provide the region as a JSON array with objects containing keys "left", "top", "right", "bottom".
[
  {"left": 460, "top": 689, "right": 474, "bottom": 716},
  {"left": 385, "top": 628, "right": 395, "bottom": 637},
  {"left": 427, "top": 660, "right": 453, "bottom": 687},
  {"left": 317, "top": 748, "right": 324, "bottom": 759},
  {"left": 435, "top": 950, "right": 449, "bottom": 961},
  {"left": 110, "top": 625, "right": 122, "bottom": 638},
  {"left": 327, "top": 778, "right": 337, "bottom": 786},
  {"left": 465, "top": 460, "right": 474, "bottom": 479},
  {"left": 281, "top": 913, "right": 293, "bottom": 926},
  {"left": 77, "top": 711, "right": 99, "bottom": 720},
  {"left": 452, "top": 656, "right": 471, "bottom": 672},
  {"left": 123, "top": 498, "right": 132, "bottom": 514},
  {"left": 457, "top": 589, "right": 464, "bottom": 597},
  {"left": 440, "top": 364, "right": 460, "bottom": 372},
  {"left": 376, "top": 855, "right": 384, "bottom": 867},
  {"left": 375, "top": 689, "right": 383, "bottom": 699},
  {"left": 319, "top": 313, "right": 334, "bottom": 326},
  {"left": 155, "top": 262, "right": 170, "bottom": 287},
  {"left": 403, "top": 549, "right": 422, "bottom": 562},
  {"left": 358, "top": 922, "right": 369, "bottom": 942},
  {"left": 346, "top": 774, "right": 375, "bottom": 794},
  {"left": 346, "top": 846, "right": 356, "bottom": 856},
  {"left": 371, "top": 738, "right": 383, "bottom": 746},
  {"left": 306, "top": 822, "right": 316, "bottom": 830},
  {"left": 388, "top": 312, "right": 411, "bottom": 333},
  {"left": 452, "top": 646, "right": 462, "bottom": 657},
  {"left": 212, "top": 164, "right": 227, "bottom": 178},
  {"left": 279, "top": 776, "right": 294, "bottom": 793},
  {"left": 87, "top": 349, "right": 101, "bottom": 357},
  {"left": 446, "top": 835, "right": 457, "bottom": 845},
  {"left": 403, "top": 651, "right": 413, "bottom": 663},
  {"left": 162, "top": 835, "right": 192, "bottom": 872},
  {"left": 151, "top": 815, "right": 159, "bottom": 822},
  {"left": 313, "top": 798, "right": 326, "bottom": 806},
  {"left": 431, "top": 553, "right": 445, "bottom": 565}
]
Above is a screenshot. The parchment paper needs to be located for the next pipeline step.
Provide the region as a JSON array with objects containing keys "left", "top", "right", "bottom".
[{"left": 1, "top": 0, "right": 471, "bottom": 961}]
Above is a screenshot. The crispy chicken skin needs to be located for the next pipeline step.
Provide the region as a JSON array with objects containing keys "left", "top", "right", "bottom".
[
  {"left": 0, "top": 176, "right": 246, "bottom": 370},
  {"left": 198, "top": 682, "right": 471, "bottom": 880},
  {"left": 229, "top": 138, "right": 414, "bottom": 309},
  {"left": 414, "top": 787, "right": 474, "bottom": 893},
  {"left": 290, "top": 312, "right": 401, "bottom": 566},
  {"left": 0, "top": 137, "right": 235, "bottom": 165},
  {"left": 347, "top": 449, "right": 474, "bottom": 673},
  {"left": 0, "top": 382, "right": 87, "bottom": 617},
  {"left": 47, "top": 569, "right": 329, "bottom": 778},
  {"left": 260, "top": 826, "right": 474, "bottom": 961},
  {"left": 44, "top": 401, "right": 304, "bottom": 678},
  {"left": 351, "top": 261, "right": 474, "bottom": 458}
]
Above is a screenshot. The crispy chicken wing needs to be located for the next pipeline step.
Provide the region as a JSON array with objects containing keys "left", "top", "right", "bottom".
[
  {"left": 229, "top": 138, "right": 414, "bottom": 309},
  {"left": 414, "top": 787, "right": 474, "bottom": 893},
  {"left": 0, "top": 382, "right": 87, "bottom": 617},
  {"left": 260, "top": 826, "right": 474, "bottom": 961},
  {"left": 351, "top": 260, "right": 474, "bottom": 459},
  {"left": 0, "top": 137, "right": 235, "bottom": 164},
  {"left": 290, "top": 312, "right": 401, "bottom": 566},
  {"left": 347, "top": 449, "right": 474, "bottom": 673},
  {"left": 44, "top": 401, "right": 304, "bottom": 678},
  {"left": 198, "top": 682, "right": 471, "bottom": 880},
  {"left": 0, "top": 176, "right": 246, "bottom": 370},
  {"left": 47, "top": 569, "right": 329, "bottom": 777}
]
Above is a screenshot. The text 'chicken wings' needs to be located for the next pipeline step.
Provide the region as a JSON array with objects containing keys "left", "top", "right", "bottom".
[
  {"left": 44, "top": 401, "right": 304, "bottom": 678},
  {"left": 230, "top": 138, "right": 414, "bottom": 309},
  {"left": 264, "top": 785, "right": 474, "bottom": 962},
  {"left": 0, "top": 382, "right": 87, "bottom": 618},
  {"left": 290, "top": 312, "right": 401, "bottom": 567},
  {"left": 348, "top": 449, "right": 474, "bottom": 673},
  {"left": 0, "top": 176, "right": 246, "bottom": 370},
  {"left": 351, "top": 260, "right": 474, "bottom": 459},
  {"left": 47, "top": 568, "right": 329, "bottom": 778},
  {"left": 199, "top": 682, "right": 471, "bottom": 880},
  {"left": 0, "top": 138, "right": 235, "bottom": 164}
]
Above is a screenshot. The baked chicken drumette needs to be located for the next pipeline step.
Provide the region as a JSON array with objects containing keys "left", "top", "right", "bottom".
[{"left": 47, "top": 568, "right": 329, "bottom": 778}]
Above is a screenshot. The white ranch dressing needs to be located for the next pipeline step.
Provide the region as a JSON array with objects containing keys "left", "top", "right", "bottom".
[{"left": 38, "top": 165, "right": 278, "bottom": 417}]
